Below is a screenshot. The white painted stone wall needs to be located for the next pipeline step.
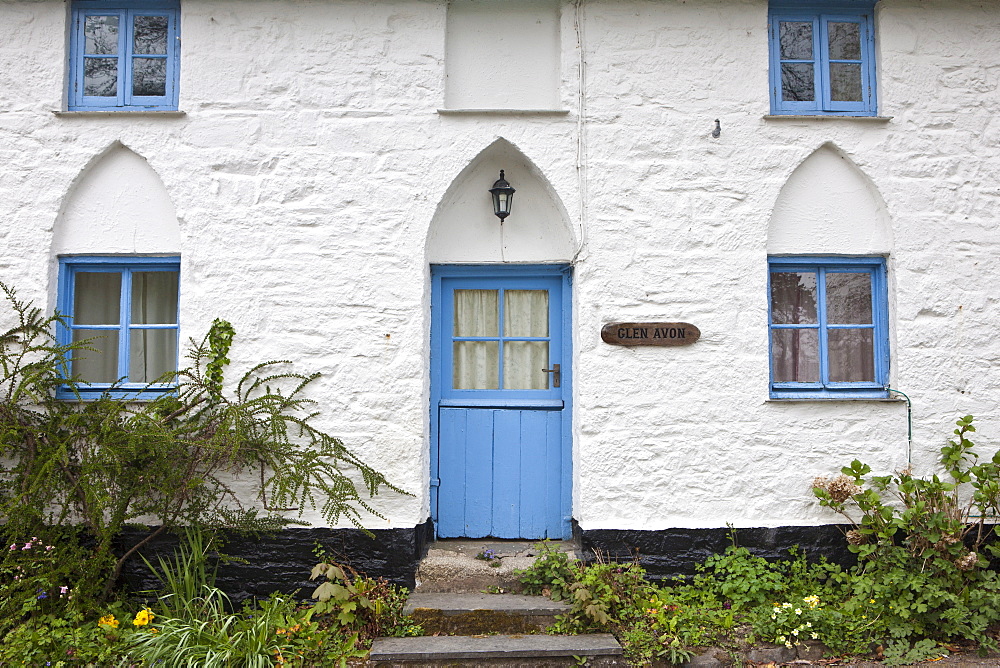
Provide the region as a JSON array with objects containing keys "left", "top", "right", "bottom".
[{"left": 0, "top": 0, "right": 998, "bottom": 533}]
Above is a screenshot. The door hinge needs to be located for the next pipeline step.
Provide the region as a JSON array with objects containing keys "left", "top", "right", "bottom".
[{"left": 430, "top": 477, "right": 441, "bottom": 488}]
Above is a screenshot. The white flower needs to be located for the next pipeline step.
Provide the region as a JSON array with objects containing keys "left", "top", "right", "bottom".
[
  {"left": 795, "top": 608, "right": 802, "bottom": 615},
  {"left": 811, "top": 632, "right": 819, "bottom": 640},
  {"left": 792, "top": 628, "right": 799, "bottom": 635},
  {"left": 785, "top": 642, "right": 794, "bottom": 649},
  {"left": 777, "top": 635, "right": 786, "bottom": 643},
  {"left": 805, "top": 622, "right": 812, "bottom": 628}
]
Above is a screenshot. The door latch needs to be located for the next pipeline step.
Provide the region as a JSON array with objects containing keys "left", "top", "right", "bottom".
[{"left": 541, "top": 363, "right": 561, "bottom": 388}]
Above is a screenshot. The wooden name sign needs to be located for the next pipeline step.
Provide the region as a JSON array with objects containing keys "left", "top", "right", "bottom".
[{"left": 601, "top": 322, "right": 700, "bottom": 347}]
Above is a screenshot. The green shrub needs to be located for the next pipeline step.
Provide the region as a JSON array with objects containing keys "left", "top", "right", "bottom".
[
  {"left": 0, "top": 282, "right": 403, "bottom": 607},
  {"left": 813, "top": 415, "right": 1000, "bottom": 653}
]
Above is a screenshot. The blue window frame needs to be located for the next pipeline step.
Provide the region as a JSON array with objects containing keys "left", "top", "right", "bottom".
[
  {"left": 57, "top": 256, "right": 180, "bottom": 399},
  {"left": 768, "top": 256, "right": 888, "bottom": 399},
  {"left": 768, "top": 1, "right": 877, "bottom": 116},
  {"left": 68, "top": 0, "right": 180, "bottom": 111}
]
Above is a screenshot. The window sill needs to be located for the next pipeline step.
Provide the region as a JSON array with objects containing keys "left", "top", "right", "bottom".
[
  {"left": 53, "top": 110, "right": 186, "bottom": 117},
  {"left": 438, "top": 108, "right": 570, "bottom": 116},
  {"left": 766, "top": 396, "right": 903, "bottom": 403},
  {"left": 763, "top": 114, "right": 892, "bottom": 122}
]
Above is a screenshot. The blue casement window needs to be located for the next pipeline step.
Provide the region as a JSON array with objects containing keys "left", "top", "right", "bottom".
[
  {"left": 768, "top": 1, "right": 877, "bottom": 116},
  {"left": 768, "top": 257, "right": 888, "bottom": 399},
  {"left": 68, "top": 0, "right": 180, "bottom": 111},
  {"left": 57, "top": 257, "right": 180, "bottom": 399}
]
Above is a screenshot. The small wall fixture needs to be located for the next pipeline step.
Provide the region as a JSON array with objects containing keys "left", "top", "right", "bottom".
[{"left": 489, "top": 170, "right": 515, "bottom": 221}]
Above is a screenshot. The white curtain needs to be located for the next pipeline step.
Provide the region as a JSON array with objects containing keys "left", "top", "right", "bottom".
[
  {"left": 72, "top": 272, "right": 121, "bottom": 383},
  {"left": 503, "top": 290, "right": 548, "bottom": 390},
  {"left": 452, "top": 289, "right": 550, "bottom": 390},
  {"left": 129, "top": 272, "right": 178, "bottom": 383},
  {"left": 454, "top": 290, "right": 499, "bottom": 389}
]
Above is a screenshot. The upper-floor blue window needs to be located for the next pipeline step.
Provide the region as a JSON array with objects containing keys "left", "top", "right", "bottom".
[
  {"left": 768, "top": 1, "right": 877, "bottom": 116},
  {"left": 768, "top": 256, "right": 888, "bottom": 399},
  {"left": 57, "top": 256, "right": 180, "bottom": 399},
  {"left": 68, "top": 0, "right": 180, "bottom": 111}
]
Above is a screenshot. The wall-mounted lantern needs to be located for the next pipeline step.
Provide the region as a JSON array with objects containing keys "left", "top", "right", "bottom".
[{"left": 489, "top": 170, "right": 515, "bottom": 222}]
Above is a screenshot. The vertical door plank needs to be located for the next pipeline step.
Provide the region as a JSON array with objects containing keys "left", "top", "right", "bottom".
[
  {"left": 517, "top": 409, "right": 548, "bottom": 538},
  {"left": 464, "top": 408, "right": 495, "bottom": 538},
  {"left": 491, "top": 410, "right": 521, "bottom": 538},
  {"left": 437, "top": 408, "right": 467, "bottom": 538},
  {"left": 545, "top": 410, "right": 564, "bottom": 537}
]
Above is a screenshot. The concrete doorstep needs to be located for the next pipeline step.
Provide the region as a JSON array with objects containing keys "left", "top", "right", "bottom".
[{"left": 368, "top": 633, "right": 626, "bottom": 667}]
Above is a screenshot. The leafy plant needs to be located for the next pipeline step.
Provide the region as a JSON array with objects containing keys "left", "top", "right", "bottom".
[
  {"left": 309, "top": 558, "right": 422, "bottom": 641},
  {"left": 0, "top": 282, "right": 404, "bottom": 605},
  {"left": 516, "top": 541, "right": 578, "bottom": 601},
  {"left": 813, "top": 415, "right": 1000, "bottom": 652}
]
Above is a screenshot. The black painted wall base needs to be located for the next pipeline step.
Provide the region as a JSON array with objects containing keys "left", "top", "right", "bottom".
[
  {"left": 578, "top": 524, "right": 856, "bottom": 580},
  {"left": 114, "top": 521, "right": 854, "bottom": 600},
  {"left": 116, "top": 519, "right": 434, "bottom": 601}
]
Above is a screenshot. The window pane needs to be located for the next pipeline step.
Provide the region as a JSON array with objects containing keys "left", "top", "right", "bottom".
[
  {"left": 84, "top": 15, "right": 119, "bottom": 54},
  {"left": 84, "top": 58, "right": 118, "bottom": 96},
  {"left": 828, "top": 21, "right": 861, "bottom": 60},
  {"left": 829, "top": 63, "right": 862, "bottom": 101},
  {"left": 781, "top": 63, "right": 815, "bottom": 101},
  {"left": 779, "top": 21, "right": 813, "bottom": 59},
  {"left": 71, "top": 329, "right": 119, "bottom": 384},
  {"left": 454, "top": 290, "right": 498, "bottom": 337},
  {"left": 133, "top": 15, "right": 168, "bottom": 54},
  {"left": 453, "top": 341, "right": 499, "bottom": 389},
  {"left": 132, "top": 58, "right": 167, "bottom": 96},
  {"left": 503, "top": 341, "right": 548, "bottom": 389},
  {"left": 74, "top": 273, "right": 121, "bottom": 325},
  {"left": 770, "top": 272, "right": 817, "bottom": 324},
  {"left": 503, "top": 290, "right": 548, "bottom": 337},
  {"left": 131, "top": 272, "right": 178, "bottom": 324},
  {"left": 828, "top": 329, "right": 874, "bottom": 382},
  {"left": 772, "top": 329, "right": 820, "bottom": 383},
  {"left": 826, "top": 273, "right": 872, "bottom": 324},
  {"left": 129, "top": 329, "right": 177, "bottom": 382}
]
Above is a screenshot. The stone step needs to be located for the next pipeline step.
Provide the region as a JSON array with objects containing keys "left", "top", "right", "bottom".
[
  {"left": 415, "top": 539, "right": 581, "bottom": 594},
  {"left": 368, "top": 633, "right": 626, "bottom": 667},
  {"left": 404, "top": 592, "right": 571, "bottom": 635}
]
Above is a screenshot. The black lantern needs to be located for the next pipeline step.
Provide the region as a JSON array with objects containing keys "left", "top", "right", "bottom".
[{"left": 489, "top": 170, "right": 515, "bottom": 221}]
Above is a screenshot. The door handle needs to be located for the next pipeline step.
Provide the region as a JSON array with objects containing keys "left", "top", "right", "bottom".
[{"left": 542, "top": 363, "right": 561, "bottom": 388}]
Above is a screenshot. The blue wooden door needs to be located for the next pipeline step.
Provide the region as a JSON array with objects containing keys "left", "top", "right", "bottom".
[{"left": 431, "top": 265, "right": 571, "bottom": 539}]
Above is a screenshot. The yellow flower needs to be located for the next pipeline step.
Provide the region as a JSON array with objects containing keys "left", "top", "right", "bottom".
[
  {"left": 133, "top": 608, "right": 155, "bottom": 627},
  {"left": 869, "top": 598, "right": 876, "bottom": 604},
  {"left": 98, "top": 614, "right": 119, "bottom": 628}
]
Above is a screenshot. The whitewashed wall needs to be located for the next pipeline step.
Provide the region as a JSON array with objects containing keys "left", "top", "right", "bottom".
[{"left": 0, "top": 0, "right": 997, "bottom": 533}]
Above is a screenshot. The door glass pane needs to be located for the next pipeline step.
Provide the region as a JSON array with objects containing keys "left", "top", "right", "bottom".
[
  {"left": 781, "top": 63, "right": 815, "bottom": 101},
  {"left": 503, "top": 290, "right": 548, "bottom": 337},
  {"left": 71, "top": 329, "right": 119, "bottom": 383},
  {"left": 84, "top": 15, "right": 119, "bottom": 54},
  {"left": 503, "top": 341, "right": 548, "bottom": 389},
  {"left": 131, "top": 272, "right": 178, "bottom": 324},
  {"left": 454, "top": 290, "right": 498, "bottom": 337},
  {"left": 453, "top": 342, "right": 499, "bottom": 389},
  {"left": 828, "top": 21, "right": 861, "bottom": 60},
  {"left": 829, "top": 63, "right": 862, "bottom": 101},
  {"left": 84, "top": 58, "right": 118, "bottom": 96},
  {"left": 129, "top": 329, "right": 177, "bottom": 382},
  {"left": 74, "top": 273, "right": 121, "bottom": 325},
  {"left": 779, "top": 21, "right": 813, "bottom": 59},
  {"left": 826, "top": 273, "right": 872, "bottom": 324},
  {"left": 828, "top": 329, "right": 874, "bottom": 382},
  {"left": 772, "top": 329, "right": 819, "bottom": 382},
  {"left": 132, "top": 58, "right": 167, "bottom": 96},
  {"left": 770, "top": 272, "right": 817, "bottom": 324},
  {"left": 133, "top": 15, "right": 168, "bottom": 54}
]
